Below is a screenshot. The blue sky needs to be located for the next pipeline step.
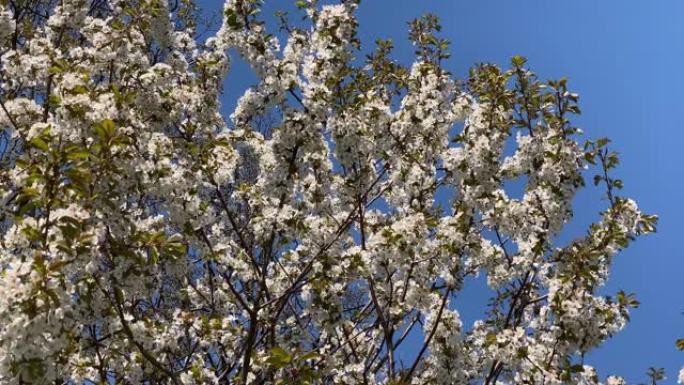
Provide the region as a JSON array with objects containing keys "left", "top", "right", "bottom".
[{"left": 197, "top": 1, "right": 684, "bottom": 382}]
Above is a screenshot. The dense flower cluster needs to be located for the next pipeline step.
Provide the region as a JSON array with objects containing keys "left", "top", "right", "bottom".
[{"left": 0, "top": 1, "right": 657, "bottom": 384}]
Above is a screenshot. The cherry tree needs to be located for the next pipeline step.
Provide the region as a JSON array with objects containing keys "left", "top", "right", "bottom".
[{"left": 0, "top": 0, "right": 658, "bottom": 384}]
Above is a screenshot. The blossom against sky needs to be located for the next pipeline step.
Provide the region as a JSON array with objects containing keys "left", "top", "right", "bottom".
[{"left": 197, "top": 1, "right": 684, "bottom": 383}]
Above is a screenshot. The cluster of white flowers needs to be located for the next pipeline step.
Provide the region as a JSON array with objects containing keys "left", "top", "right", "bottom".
[
  {"left": 0, "top": 1, "right": 658, "bottom": 384},
  {"left": 0, "top": 5, "right": 14, "bottom": 42}
]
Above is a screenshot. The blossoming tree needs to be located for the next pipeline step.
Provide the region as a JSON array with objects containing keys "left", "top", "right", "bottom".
[{"left": 0, "top": 0, "right": 658, "bottom": 384}]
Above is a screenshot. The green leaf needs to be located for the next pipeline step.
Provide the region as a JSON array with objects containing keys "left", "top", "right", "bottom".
[
  {"left": 583, "top": 152, "right": 596, "bottom": 165},
  {"left": 95, "top": 119, "right": 116, "bottom": 141},
  {"left": 101, "top": 119, "right": 116, "bottom": 136},
  {"left": 28, "top": 137, "right": 50, "bottom": 152},
  {"left": 48, "top": 94, "right": 62, "bottom": 106},
  {"left": 511, "top": 55, "right": 527, "bottom": 67},
  {"left": 484, "top": 332, "right": 497, "bottom": 347},
  {"left": 48, "top": 65, "right": 63, "bottom": 75},
  {"left": 560, "top": 370, "right": 571, "bottom": 381},
  {"left": 17, "top": 201, "right": 36, "bottom": 217},
  {"left": 225, "top": 9, "right": 239, "bottom": 28},
  {"left": 58, "top": 224, "right": 78, "bottom": 240},
  {"left": 94, "top": 125, "right": 106, "bottom": 141},
  {"left": 676, "top": 338, "right": 684, "bottom": 351},
  {"left": 596, "top": 137, "right": 610, "bottom": 148},
  {"left": 516, "top": 346, "right": 528, "bottom": 359},
  {"left": 267, "top": 346, "right": 292, "bottom": 368},
  {"left": 67, "top": 151, "right": 90, "bottom": 160},
  {"left": 617, "top": 290, "right": 639, "bottom": 308},
  {"left": 70, "top": 85, "right": 89, "bottom": 95},
  {"left": 111, "top": 19, "right": 125, "bottom": 30}
]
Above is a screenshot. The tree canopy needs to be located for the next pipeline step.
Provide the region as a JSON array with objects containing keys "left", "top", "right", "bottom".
[{"left": 0, "top": 0, "right": 659, "bottom": 384}]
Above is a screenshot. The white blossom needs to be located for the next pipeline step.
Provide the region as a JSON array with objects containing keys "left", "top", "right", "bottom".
[{"left": 0, "top": 1, "right": 658, "bottom": 384}]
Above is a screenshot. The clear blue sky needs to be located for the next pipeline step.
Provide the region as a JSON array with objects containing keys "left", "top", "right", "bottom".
[{"left": 197, "top": 1, "right": 684, "bottom": 382}]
